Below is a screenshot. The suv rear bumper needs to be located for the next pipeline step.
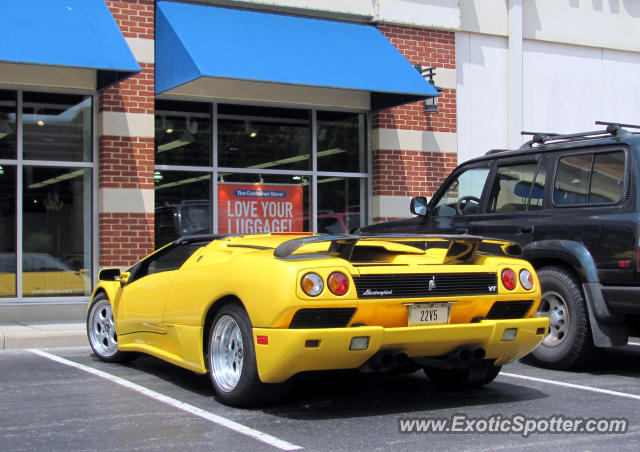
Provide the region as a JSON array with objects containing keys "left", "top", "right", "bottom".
[{"left": 602, "top": 286, "right": 640, "bottom": 314}]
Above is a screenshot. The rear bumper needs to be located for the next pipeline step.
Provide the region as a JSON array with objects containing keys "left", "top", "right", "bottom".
[{"left": 253, "top": 317, "right": 548, "bottom": 383}]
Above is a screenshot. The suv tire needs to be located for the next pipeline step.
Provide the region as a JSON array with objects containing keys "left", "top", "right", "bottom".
[{"left": 529, "top": 266, "right": 594, "bottom": 370}]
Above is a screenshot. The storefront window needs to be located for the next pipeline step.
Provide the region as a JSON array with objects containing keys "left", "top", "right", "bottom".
[
  {"left": 218, "top": 104, "right": 311, "bottom": 170},
  {"left": 154, "top": 170, "right": 212, "bottom": 248},
  {"left": 154, "top": 100, "right": 368, "bottom": 239},
  {"left": 0, "top": 89, "right": 95, "bottom": 301},
  {"left": 0, "top": 90, "right": 17, "bottom": 159},
  {"left": 317, "top": 177, "right": 364, "bottom": 233},
  {"left": 317, "top": 111, "right": 366, "bottom": 173},
  {"left": 0, "top": 165, "right": 17, "bottom": 297},
  {"left": 22, "top": 92, "right": 92, "bottom": 162},
  {"left": 22, "top": 167, "right": 92, "bottom": 297},
  {"left": 155, "top": 100, "right": 212, "bottom": 166}
]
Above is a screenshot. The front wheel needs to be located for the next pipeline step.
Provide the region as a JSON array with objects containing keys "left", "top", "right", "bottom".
[
  {"left": 87, "top": 294, "right": 132, "bottom": 363},
  {"left": 208, "top": 304, "right": 287, "bottom": 407},
  {"left": 528, "top": 266, "right": 594, "bottom": 370},
  {"left": 424, "top": 361, "right": 501, "bottom": 389}
]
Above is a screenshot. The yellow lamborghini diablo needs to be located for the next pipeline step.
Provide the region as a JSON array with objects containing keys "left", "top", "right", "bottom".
[{"left": 87, "top": 233, "right": 548, "bottom": 406}]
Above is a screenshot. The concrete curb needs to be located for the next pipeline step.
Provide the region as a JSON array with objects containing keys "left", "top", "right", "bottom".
[{"left": 0, "top": 323, "right": 88, "bottom": 350}]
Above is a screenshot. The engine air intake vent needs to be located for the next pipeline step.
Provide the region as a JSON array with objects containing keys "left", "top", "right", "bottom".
[
  {"left": 486, "top": 300, "right": 533, "bottom": 319},
  {"left": 289, "top": 308, "right": 356, "bottom": 329}
]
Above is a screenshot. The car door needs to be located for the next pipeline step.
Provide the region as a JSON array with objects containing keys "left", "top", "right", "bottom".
[
  {"left": 467, "top": 155, "right": 546, "bottom": 247},
  {"left": 538, "top": 147, "right": 635, "bottom": 285},
  {"left": 116, "top": 243, "right": 201, "bottom": 335}
]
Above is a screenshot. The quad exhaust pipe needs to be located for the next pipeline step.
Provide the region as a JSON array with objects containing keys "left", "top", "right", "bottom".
[{"left": 360, "top": 348, "right": 487, "bottom": 373}]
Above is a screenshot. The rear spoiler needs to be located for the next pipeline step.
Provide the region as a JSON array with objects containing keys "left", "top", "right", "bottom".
[{"left": 273, "top": 234, "right": 522, "bottom": 263}]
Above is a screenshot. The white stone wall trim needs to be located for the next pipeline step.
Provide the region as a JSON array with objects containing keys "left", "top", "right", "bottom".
[
  {"left": 373, "top": 129, "right": 457, "bottom": 153},
  {"left": 100, "top": 188, "right": 154, "bottom": 214},
  {"left": 373, "top": 195, "right": 416, "bottom": 219},
  {"left": 125, "top": 37, "right": 155, "bottom": 64},
  {"left": 100, "top": 111, "right": 155, "bottom": 138}
]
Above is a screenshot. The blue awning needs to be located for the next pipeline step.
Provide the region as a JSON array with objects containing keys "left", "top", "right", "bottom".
[
  {"left": 155, "top": 1, "right": 438, "bottom": 110},
  {"left": 0, "top": 0, "right": 140, "bottom": 90}
]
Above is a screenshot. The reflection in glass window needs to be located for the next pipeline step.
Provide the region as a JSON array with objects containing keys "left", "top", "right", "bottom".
[
  {"left": 0, "top": 165, "right": 16, "bottom": 297},
  {"left": 22, "top": 92, "right": 92, "bottom": 162},
  {"left": 218, "top": 173, "right": 309, "bottom": 234},
  {"left": 554, "top": 154, "right": 592, "bottom": 206},
  {"left": 317, "top": 111, "right": 366, "bottom": 173},
  {"left": 0, "top": 90, "right": 17, "bottom": 159},
  {"left": 218, "top": 104, "right": 311, "bottom": 170},
  {"left": 154, "top": 170, "right": 212, "bottom": 248},
  {"left": 22, "top": 167, "right": 92, "bottom": 296},
  {"left": 432, "top": 168, "right": 489, "bottom": 216},
  {"left": 590, "top": 152, "right": 625, "bottom": 204},
  {"left": 487, "top": 163, "right": 539, "bottom": 213},
  {"left": 155, "top": 100, "right": 212, "bottom": 166},
  {"left": 317, "top": 177, "right": 363, "bottom": 233}
]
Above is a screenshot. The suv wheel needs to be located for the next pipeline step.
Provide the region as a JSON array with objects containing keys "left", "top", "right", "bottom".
[{"left": 530, "top": 266, "right": 594, "bottom": 369}]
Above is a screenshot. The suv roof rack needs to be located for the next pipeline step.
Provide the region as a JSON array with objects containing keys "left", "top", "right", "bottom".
[{"left": 517, "top": 121, "right": 640, "bottom": 150}]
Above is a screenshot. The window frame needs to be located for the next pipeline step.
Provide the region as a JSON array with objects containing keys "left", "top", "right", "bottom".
[
  {"left": 551, "top": 147, "right": 628, "bottom": 209},
  {"left": 0, "top": 86, "right": 97, "bottom": 303}
]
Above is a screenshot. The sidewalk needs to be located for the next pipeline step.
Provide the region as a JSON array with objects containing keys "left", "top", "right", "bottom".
[{"left": 0, "top": 321, "right": 88, "bottom": 350}]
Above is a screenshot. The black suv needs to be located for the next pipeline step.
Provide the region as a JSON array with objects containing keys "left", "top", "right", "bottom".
[{"left": 360, "top": 122, "right": 640, "bottom": 369}]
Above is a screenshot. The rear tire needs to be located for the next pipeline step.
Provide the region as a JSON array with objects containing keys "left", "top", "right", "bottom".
[
  {"left": 424, "top": 361, "right": 501, "bottom": 389},
  {"left": 87, "top": 294, "right": 133, "bottom": 363},
  {"left": 529, "top": 266, "right": 594, "bottom": 370},
  {"left": 207, "top": 303, "right": 288, "bottom": 407}
]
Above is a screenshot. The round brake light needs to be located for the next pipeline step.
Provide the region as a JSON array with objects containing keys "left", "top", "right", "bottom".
[
  {"left": 501, "top": 268, "right": 517, "bottom": 290},
  {"left": 301, "top": 273, "right": 323, "bottom": 296},
  {"left": 519, "top": 269, "right": 534, "bottom": 290},
  {"left": 328, "top": 272, "right": 349, "bottom": 296}
]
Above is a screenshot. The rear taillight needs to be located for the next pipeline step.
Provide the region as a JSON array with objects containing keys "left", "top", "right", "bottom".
[
  {"left": 301, "top": 273, "right": 323, "bottom": 296},
  {"left": 519, "top": 269, "right": 534, "bottom": 290},
  {"left": 328, "top": 272, "right": 349, "bottom": 295},
  {"left": 501, "top": 268, "right": 517, "bottom": 290}
]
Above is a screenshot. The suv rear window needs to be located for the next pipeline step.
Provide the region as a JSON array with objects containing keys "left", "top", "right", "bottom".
[{"left": 553, "top": 151, "right": 625, "bottom": 206}]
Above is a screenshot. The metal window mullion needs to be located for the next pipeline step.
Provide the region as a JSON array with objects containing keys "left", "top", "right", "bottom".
[
  {"left": 366, "top": 111, "right": 372, "bottom": 224},
  {"left": 217, "top": 167, "right": 314, "bottom": 176},
  {"left": 311, "top": 109, "right": 317, "bottom": 233},
  {"left": 154, "top": 164, "right": 215, "bottom": 172},
  {"left": 16, "top": 89, "right": 23, "bottom": 300},
  {"left": 92, "top": 93, "right": 99, "bottom": 284},
  {"left": 19, "top": 160, "right": 94, "bottom": 168},
  {"left": 212, "top": 101, "right": 218, "bottom": 233},
  {"left": 316, "top": 171, "right": 369, "bottom": 178}
]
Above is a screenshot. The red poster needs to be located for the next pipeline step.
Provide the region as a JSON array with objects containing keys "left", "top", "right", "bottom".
[{"left": 218, "top": 183, "right": 303, "bottom": 234}]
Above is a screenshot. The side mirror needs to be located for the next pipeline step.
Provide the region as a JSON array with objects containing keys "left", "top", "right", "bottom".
[
  {"left": 98, "top": 267, "right": 121, "bottom": 281},
  {"left": 120, "top": 271, "right": 131, "bottom": 287},
  {"left": 410, "top": 196, "right": 428, "bottom": 216}
]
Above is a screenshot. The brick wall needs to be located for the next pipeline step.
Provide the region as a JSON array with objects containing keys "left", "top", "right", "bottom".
[
  {"left": 373, "top": 150, "right": 458, "bottom": 197},
  {"left": 100, "top": 0, "right": 155, "bottom": 267},
  {"left": 372, "top": 25, "right": 457, "bottom": 223}
]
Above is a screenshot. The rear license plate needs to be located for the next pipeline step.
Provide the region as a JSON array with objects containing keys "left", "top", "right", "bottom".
[{"left": 408, "top": 303, "right": 450, "bottom": 326}]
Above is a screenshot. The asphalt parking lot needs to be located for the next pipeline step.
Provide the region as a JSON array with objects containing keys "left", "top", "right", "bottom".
[{"left": 2, "top": 344, "right": 640, "bottom": 451}]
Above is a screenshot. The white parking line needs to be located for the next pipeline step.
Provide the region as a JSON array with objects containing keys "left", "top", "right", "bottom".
[
  {"left": 30, "top": 349, "right": 302, "bottom": 451},
  {"left": 501, "top": 372, "right": 640, "bottom": 401}
]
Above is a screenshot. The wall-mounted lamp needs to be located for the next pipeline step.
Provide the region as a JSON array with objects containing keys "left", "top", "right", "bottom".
[{"left": 414, "top": 64, "right": 442, "bottom": 114}]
